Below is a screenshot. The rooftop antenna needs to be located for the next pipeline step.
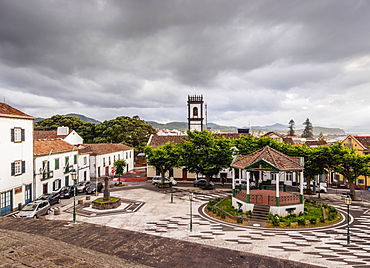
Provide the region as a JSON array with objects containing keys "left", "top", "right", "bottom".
[{"left": 205, "top": 103, "right": 208, "bottom": 130}]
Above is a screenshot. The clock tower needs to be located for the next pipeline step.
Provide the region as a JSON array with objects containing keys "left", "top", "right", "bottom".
[{"left": 187, "top": 95, "right": 204, "bottom": 131}]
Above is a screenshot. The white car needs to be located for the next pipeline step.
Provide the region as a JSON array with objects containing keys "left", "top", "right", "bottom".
[
  {"left": 303, "top": 182, "right": 327, "bottom": 193},
  {"left": 235, "top": 179, "right": 255, "bottom": 187},
  {"left": 151, "top": 176, "right": 177, "bottom": 186},
  {"left": 17, "top": 200, "right": 51, "bottom": 219}
]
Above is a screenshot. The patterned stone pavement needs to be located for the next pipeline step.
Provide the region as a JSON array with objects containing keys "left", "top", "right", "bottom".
[{"left": 43, "top": 186, "right": 370, "bottom": 268}]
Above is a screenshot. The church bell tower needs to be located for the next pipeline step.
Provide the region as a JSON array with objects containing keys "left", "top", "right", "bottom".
[{"left": 187, "top": 95, "right": 204, "bottom": 131}]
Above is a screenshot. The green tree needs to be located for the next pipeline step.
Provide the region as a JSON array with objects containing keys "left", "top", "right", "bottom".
[
  {"left": 94, "top": 116, "right": 156, "bottom": 153},
  {"left": 179, "top": 130, "right": 233, "bottom": 188},
  {"left": 334, "top": 151, "right": 370, "bottom": 199},
  {"left": 301, "top": 118, "right": 314, "bottom": 138},
  {"left": 35, "top": 115, "right": 86, "bottom": 131},
  {"left": 287, "top": 119, "right": 295, "bottom": 136},
  {"left": 144, "top": 142, "right": 180, "bottom": 185},
  {"left": 114, "top": 159, "right": 127, "bottom": 181}
]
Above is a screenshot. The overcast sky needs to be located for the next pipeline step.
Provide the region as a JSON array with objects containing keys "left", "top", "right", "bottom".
[{"left": 1, "top": 0, "right": 369, "bottom": 129}]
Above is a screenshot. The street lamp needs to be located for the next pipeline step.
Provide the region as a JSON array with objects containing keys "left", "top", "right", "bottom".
[
  {"left": 189, "top": 192, "right": 194, "bottom": 232},
  {"left": 71, "top": 169, "right": 78, "bottom": 224},
  {"left": 345, "top": 194, "right": 352, "bottom": 244}
]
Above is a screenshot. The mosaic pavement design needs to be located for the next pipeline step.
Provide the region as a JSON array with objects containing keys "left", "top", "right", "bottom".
[{"left": 145, "top": 191, "right": 370, "bottom": 268}]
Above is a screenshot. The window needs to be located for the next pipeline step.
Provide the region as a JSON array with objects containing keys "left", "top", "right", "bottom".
[
  {"left": 193, "top": 107, "right": 198, "bottom": 117},
  {"left": 348, "top": 138, "right": 352, "bottom": 149},
  {"left": 11, "top": 160, "right": 25, "bottom": 176},
  {"left": 109, "top": 157, "right": 111, "bottom": 165},
  {"left": 43, "top": 161, "right": 50, "bottom": 172},
  {"left": 74, "top": 155, "right": 77, "bottom": 165},
  {"left": 65, "top": 156, "right": 69, "bottom": 167},
  {"left": 11, "top": 128, "right": 25, "bottom": 143},
  {"left": 103, "top": 158, "right": 106, "bottom": 167},
  {"left": 125, "top": 152, "right": 128, "bottom": 159},
  {"left": 55, "top": 158, "right": 60, "bottom": 170},
  {"left": 83, "top": 157, "right": 87, "bottom": 165},
  {"left": 129, "top": 151, "right": 132, "bottom": 158},
  {"left": 114, "top": 155, "right": 116, "bottom": 162},
  {"left": 53, "top": 179, "right": 61, "bottom": 191},
  {"left": 118, "top": 154, "right": 120, "bottom": 160}
]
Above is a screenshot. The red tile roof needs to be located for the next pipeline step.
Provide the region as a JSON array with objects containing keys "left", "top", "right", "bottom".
[
  {"left": 0, "top": 103, "right": 34, "bottom": 119},
  {"left": 78, "top": 144, "right": 133, "bottom": 155},
  {"left": 305, "top": 140, "right": 328, "bottom": 147},
  {"left": 231, "top": 146, "right": 303, "bottom": 171},
  {"left": 352, "top": 136, "right": 370, "bottom": 151},
  {"left": 34, "top": 130, "right": 72, "bottom": 140},
  {"left": 34, "top": 139, "right": 77, "bottom": 155},
  {"left": 148, "top": 133, "right": 248, "bottom": 148}
]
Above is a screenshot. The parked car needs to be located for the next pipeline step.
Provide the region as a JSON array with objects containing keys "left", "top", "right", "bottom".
[
  {"left": 235, "top": 179, "right": 256, "bottom": 187},
  {"left": 36, "top": 192, "right": 60, "bottom": 206},
  {"left": 77, "top": 181, "right": 90, "bottom": 193},
  {"left": 303, "top": 182, "right": 327, "bottom": 193},
  {"left": 151, "top": 176, "right": 177, "bottom": 186},
  {"left": 85, "top": 182, "right": 103, "bottom": 194},
  {"left": 59, "top": 185, "right": 77, "bottom": 199},
  {"left": 194, "top": 179, "right": 215, "bottom": 189},
  {"left": 17, "top": 200, "right": 51, "bottom": 219}
]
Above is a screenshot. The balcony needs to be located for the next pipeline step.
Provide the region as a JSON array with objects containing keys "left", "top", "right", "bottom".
[{"left": 41, "top": 171, "right": 54, "bottom": 180}]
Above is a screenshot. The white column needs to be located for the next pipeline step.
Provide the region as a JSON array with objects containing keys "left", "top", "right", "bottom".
[
  {"left": 246, "top": 171, "right": 250, "bottom": 195},
  {"left": 300, "top": 171, "right": 304, "bottom": 195},
  {"left": 293, "top": 172, "right": 296, "bottom": 183},
  {"left": 276, "top": 172, "right": 281, "bottom": 198}
]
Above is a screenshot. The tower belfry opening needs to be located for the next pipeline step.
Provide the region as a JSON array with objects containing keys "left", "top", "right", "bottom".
[{"left": 187, "top": 95, "right": 204, "bottom": 131}]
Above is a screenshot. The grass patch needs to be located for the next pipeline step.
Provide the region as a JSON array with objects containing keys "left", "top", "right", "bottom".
[{"left": 94, "top": 197, "right": 119, "bottom": 203}]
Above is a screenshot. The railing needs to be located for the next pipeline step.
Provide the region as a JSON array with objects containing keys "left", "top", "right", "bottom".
[
  {"left": 268, "top": 195, "right": 300, "bottom": 206},
  {"left": 250, "top": 194, "right": 263, "bottom": 204},
  {"left": 42, "top": 171, "right": 54, "bottom": 180}
]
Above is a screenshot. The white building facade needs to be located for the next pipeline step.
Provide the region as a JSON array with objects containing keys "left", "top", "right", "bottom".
[
  {"left": 34, "top": 139, "right": 78, "bottom": 198},
  {"left": 0, "top": 103, "right": 34, "bottom": 215},
  {"left": 78, "top": 144, "right": 134, "bottom": 180}
]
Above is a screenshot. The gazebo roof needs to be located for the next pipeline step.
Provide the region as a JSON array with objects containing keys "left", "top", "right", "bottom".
[{"left": 231, "top": 146, "right": 304, "bottom": 171}]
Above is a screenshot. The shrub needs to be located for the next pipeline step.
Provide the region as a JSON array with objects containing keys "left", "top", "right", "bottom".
[
  {"left": 285, "top": 219, "right": 291, "bottom": 227},
  {"left": 319, "top": 216, "right": 325, "bottom": 223},
  {"left": 297, "top": 217, "right": 306, "bottom": 226},
  {"left": 216, "top": 211, "right": 221, "bottom": 217},
  {"left": 272, "top": 215, "right": 281, "bottom": 227},
  {"left": 328, "top": 213, "right": 335, "bottom": 221},
  {"left": 221, "top": 213, "right": 226, "bottom": 219},
  {"left": 237, "top": 217, "right": 243, "bottom": 223},
  {"left": 309, "top": 217, "right": 317, "bottom": 224}
]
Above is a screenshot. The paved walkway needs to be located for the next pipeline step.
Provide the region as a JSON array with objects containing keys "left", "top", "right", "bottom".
[{"left": 3, "top": 183, "right": 370, "bottom": 267}]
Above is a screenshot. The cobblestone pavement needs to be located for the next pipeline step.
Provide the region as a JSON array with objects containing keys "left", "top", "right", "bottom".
[{"left": 4, "top": 183, "right": 370, "bottom": 267}]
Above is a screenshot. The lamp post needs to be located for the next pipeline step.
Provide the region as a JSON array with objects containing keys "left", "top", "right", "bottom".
[
  {"left": 189, "top": 192, "right": 194, "bottom": 232},
  {"left": 345, "top": 194, "right": 352, "bottom": 244},
  {"left": 71, "top": 169, "right": 78, "bottom": 224}
]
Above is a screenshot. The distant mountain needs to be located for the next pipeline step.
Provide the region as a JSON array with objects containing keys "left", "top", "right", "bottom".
[
  {"left": 65, "top": 113, "right": 101, "bottom": 124},
  {"left": 146, "top": 121, "right": 346, "bottom": 135},
  {"left": 34, "top": 114, "right": 101, "bottom": 124}
]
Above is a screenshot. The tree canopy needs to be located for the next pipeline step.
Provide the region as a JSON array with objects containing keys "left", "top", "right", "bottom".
[
  {"left": 301, "top": 118, "right": 314, "bottom": 138},
  {"left": 179, "top": 130, "right": 233, "bottom": 188},
  {"left": 34, "top": 114, "right": 156, "bottom": 153}
]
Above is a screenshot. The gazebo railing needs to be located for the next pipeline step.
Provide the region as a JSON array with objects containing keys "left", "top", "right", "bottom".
[
  {"left": 250, "top": 194, "right": 263, "bottom": 204},
  {"left": 268, "top": 195, "right": 300, "bottom": 206}
]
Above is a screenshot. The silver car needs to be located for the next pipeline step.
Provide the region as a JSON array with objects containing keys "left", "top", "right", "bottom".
[{"left": 17, "top": 200, "right": 51, "bottom": 219}]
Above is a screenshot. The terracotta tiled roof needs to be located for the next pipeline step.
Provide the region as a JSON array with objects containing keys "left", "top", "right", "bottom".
[
  {"left": 282, "top": 137, "right": 294, "bottom": 144},
  {"left": 148, "top": 133, "right": 248, "bottom": 148},
  {"left": 231, "top": 146, "right": 303, "bottom": 171},
  {"left": 78, "top": 144, "right": 133, "bottom": 155},
  {"left": 352, "top": 136, "right": 370, "bottom": 151},
  {"left": 305, "top": 140, "right": 328, "bottom": 147},
  {"left": 263, "top": 131, "right": 285, "bottom": 138},
  {"left": 0, "top": 103, "right": 34, "bottom": 119},
  {"left": 34, "top": 130, "right": 72, "bottom": 140},
  {"left": 34, "top": 139, "right": 77, "bottom": 155}
]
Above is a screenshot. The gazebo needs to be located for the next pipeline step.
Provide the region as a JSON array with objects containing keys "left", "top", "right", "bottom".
[{"left": 231, "top": 146, "right": 305, "bottom": 216}]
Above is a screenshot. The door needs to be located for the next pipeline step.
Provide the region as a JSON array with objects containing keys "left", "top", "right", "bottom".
[
  {"left": 25, "top": 184, "right": 32, "bottom": 204},
  {"left": 182, "top": 169, "right": 188, "bottom": 180},
  {"left": 105, "top": 166, "right": 109, "bottom": 176},
  {"left": 43, "top": 183, "right": 48, "bottom": 194},
  {"left": 1, "top": 191, "right": 13, "bottom": 215}
]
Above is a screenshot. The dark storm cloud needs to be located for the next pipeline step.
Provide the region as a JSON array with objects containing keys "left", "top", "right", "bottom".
[{"left": 0, "top": 0, "right": 369, "bottom": 127}]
